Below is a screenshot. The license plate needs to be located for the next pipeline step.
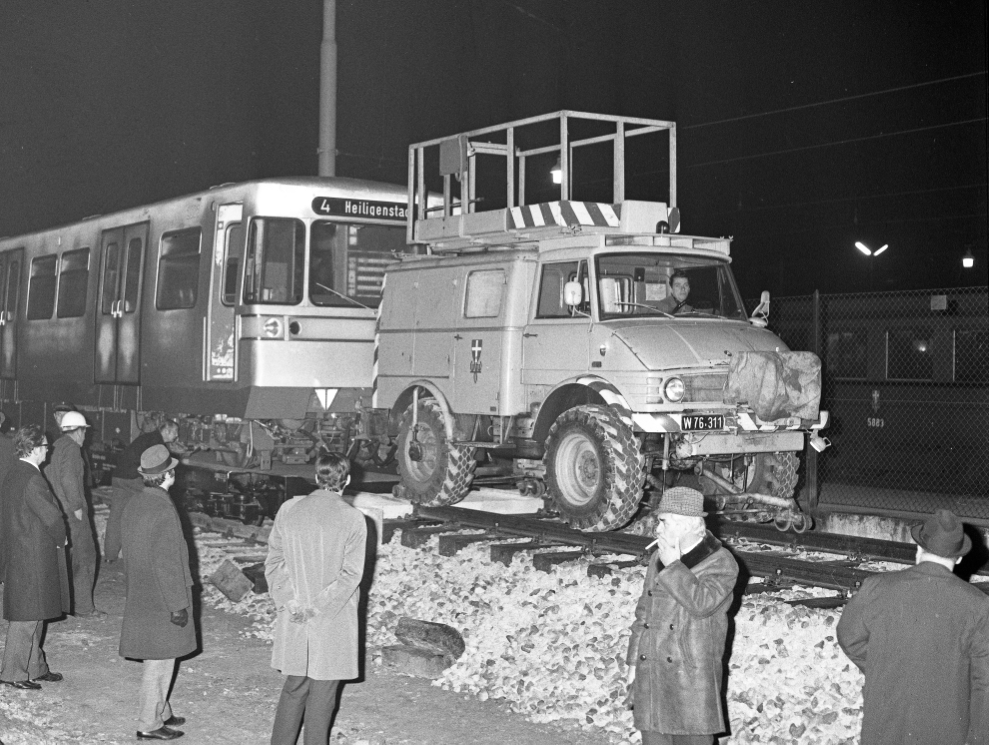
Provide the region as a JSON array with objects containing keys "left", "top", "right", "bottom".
[{"left": 681, "top": 414, "right": 725, "bottom": 431}]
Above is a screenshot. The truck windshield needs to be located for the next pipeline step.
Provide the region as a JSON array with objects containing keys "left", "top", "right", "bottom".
[{"left": 595, "top": 253, "right": 746, "bottom": 321}]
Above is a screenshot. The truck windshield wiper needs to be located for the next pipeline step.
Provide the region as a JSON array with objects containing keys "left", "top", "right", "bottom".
[
  {"left": 611, "top": 301, "right": 674, "bottom": 318},
  {"left": 314, "top": 283, "right": 373, "bottom": 311}
]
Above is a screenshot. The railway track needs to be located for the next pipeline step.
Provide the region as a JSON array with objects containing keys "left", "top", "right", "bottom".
[{"left": 181, "top": 501, "right": 989, "bottom": 604}]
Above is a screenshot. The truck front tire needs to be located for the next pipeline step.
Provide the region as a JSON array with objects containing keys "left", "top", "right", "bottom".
[
  {"left": 396, "top": 398, "right": 477, "bottom": 506},
  {"left": 544, "top": 404, "right": 645, "bottom": 532}
]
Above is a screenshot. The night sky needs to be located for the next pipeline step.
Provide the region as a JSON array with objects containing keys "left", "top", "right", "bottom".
[{"left": 1, "top": 0, "right": 985, "bottom": 296}]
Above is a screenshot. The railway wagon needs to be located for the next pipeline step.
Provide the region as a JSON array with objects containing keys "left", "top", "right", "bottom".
[
  {"left": 0, "top": 177, "right": 414, "bottom": 517},
  {"left": 769, "top": 287, "right": 989, "bottom": 517}
]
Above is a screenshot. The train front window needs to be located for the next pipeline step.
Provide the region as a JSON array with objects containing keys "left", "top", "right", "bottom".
[
  {"left": 309, "top": 221, "right": 406, "bottom": 308},
  {"left": 594, "top": 253, "right": 745, "bottom": 320},
  {"left": 245, "top": 218, "right": 304, "bottom": 305}
]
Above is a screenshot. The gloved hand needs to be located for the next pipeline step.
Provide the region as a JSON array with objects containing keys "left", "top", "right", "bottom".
[{"left": 170, "top": 608, "right": 189, "bottom": 628}]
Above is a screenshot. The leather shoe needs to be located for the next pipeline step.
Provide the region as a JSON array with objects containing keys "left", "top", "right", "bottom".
[
  {"left": 136, "top": 727, "right": 183, "bottom": 740},
  {"left": 1, "top": 679, "right": 42, "bottom": 690},
  {"left": 163, "top": 716, "right": 185, "bottom": 727},
  {"left": 32, "top": 672, "right": 63, "bottom": 682}
]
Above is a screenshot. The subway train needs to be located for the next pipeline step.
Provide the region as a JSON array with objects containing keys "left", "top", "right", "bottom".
[{"left": 0, "top": 177, "right": 416, "bottom": 521}]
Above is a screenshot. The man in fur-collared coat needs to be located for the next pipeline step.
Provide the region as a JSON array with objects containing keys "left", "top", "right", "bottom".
[
  {"left": 265, "top": 452, "right": 366, "bottom": 745},
  {"left": 626, "top": 487, "right": 739, "bottom": 745}
]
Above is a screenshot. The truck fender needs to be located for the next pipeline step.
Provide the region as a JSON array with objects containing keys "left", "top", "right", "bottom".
[
  {"left": 532, "top": 376, "right": 634, "bottom": 445},
  {"left": 389, "top": 381, "right": 456, "bottom": 440}
]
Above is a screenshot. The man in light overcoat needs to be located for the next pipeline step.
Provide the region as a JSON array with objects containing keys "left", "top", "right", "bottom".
[
  {"left": 0, "top": 424, "right": 69, "bottom": 690},
  {"left": 119, "top": 444, "right": 196, "bottom": 741},
  {"left": 626, "top": 487, "right": 739, "bottom": 745},
  {"left": 265, "top": 452, "right": 366, "bottom": 745},
  {"left": 837, "top": 508, "right": 988, "bottom": 745}
]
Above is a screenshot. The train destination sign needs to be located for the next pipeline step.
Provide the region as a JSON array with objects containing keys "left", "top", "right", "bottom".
[{"left": 311, "top": 197, "right": 407, "bottom": 221}]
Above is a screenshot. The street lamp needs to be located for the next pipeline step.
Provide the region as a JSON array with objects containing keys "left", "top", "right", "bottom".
[
  {"left": 855, "top": 241, "right": 888, "bottom": 291},
  {"left": 962, "top": 248, "right": 975, "bottom": 269},
  {"left": 551, "top": 157, "right": 562, "bottom": 185}
]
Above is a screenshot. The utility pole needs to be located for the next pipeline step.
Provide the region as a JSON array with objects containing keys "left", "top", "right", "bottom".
[{"left": 318, "top": 0, "right": 337, "bottom": 177}]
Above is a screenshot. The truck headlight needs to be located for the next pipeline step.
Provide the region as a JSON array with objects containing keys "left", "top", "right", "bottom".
[
  {"left": 263, "top": 317, "right": 283, "bottom": 338},
  {"left": 664, "top": 377, "right": 684, "bottom": 402}
]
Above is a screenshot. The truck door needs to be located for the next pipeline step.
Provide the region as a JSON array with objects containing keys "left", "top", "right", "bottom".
[
  {"left": 204, "top": 204, "right": 243, "bottom": 381},
  {"left": 522, "top": 259, "right": 591, "bottom": 386},
  {"left": 95, "top": 222, "right": 148, "bottom": 384},
  {"left": 451, "top": 268, "right": 507, "bottom": 415},
  {"left": 0, "top": 248, "right": 23, "bottom": 379}
]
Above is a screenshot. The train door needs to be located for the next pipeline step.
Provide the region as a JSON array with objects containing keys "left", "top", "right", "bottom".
[
  {"left": 95, "top": 222, "right": 148, "bottom": 384},
  {"left": 0, "top": 248, "right": 23, "bottom": 379},
  {"left": 205, "top": 203, "right": 243, "bottom": 381}
]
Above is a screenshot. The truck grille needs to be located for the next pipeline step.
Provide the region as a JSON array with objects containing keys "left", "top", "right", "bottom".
[{"left": 683, "top": 373, "right": 728, "bottom": 402}]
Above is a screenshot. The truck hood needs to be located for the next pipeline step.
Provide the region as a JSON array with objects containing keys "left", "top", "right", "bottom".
[{"left": 608, "top": 320, "right": 786, "bottom": 370}]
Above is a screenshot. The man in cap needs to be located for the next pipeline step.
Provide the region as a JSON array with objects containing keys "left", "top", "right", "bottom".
[
  {"left": 119, "top": 444, "right": 195, "bottom": 741},
  {"left": 266, "top": 452, "right": 366, "bottom": 745},
  {"left": 837, "top": 508, "right": 988, "bottom": 745},
  {"left": 0, "top": 425, "right": 69, "bottom": 690},
  {"left": 45, "top": 409, "right": 102, "bottom": 617},
  {"left": 626, "top": 487, "right": 739, "bottom": 745}
]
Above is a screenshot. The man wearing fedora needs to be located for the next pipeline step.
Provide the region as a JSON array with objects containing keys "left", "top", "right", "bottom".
[
  {"left": 119, "top": 444, "right": 196, "bottom": 741},
  {"left": 837, "top": 508, "right": 988, "bottom": 745},
  {"left": 626, "top": 487, "right": 739, "bottom": 745}
]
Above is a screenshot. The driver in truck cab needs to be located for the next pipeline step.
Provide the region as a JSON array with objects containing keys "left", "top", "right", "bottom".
[{"left": 654, "top": 270, "right": 692, "bottom": 315}]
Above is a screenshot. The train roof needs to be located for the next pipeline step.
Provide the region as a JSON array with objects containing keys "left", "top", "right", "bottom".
[{"left": 0, "top": 176, "right": 408, "bottom": 242}]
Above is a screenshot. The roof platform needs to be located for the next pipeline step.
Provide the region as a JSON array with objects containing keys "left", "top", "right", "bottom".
[{"left": 407, "top": 111, "right": 681, "bottom": 253}]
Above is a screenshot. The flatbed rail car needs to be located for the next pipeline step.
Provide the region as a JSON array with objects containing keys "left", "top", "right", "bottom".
[{"left": 0, "top": 177, "right": 416, "bottom": 514}]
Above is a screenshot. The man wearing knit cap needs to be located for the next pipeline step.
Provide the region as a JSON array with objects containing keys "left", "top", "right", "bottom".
[
  {"left": 626, "top": 487, "right": 739, "bottom": 745},
  {"left": 837, "top": 508, "right": 988, "bottom": 745}
]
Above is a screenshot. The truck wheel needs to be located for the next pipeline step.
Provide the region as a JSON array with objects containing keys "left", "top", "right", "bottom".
[
  {"left": 397, "top": 398, "right": 476, "bottom": 506},
  {"left": 749, "top": 451, "right": 799, "bottom": 499},
  {"left": 544, "top": 404, "right": 645, "bottom": 532}
]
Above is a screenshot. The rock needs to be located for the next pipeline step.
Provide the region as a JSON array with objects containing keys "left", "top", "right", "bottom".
[
  {"left": 382, "top": 644, "right": 452, "bottom": 678},
  {"left": 208, "top": 559, "right": 254, "bottom": 602},
  {"left": 395, "top": 617, "right": 466, "bottom": 660}
]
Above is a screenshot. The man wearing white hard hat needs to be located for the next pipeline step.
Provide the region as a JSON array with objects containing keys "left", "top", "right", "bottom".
[{"left": 44, "top": 410, "right": 102, "bottom": 617}]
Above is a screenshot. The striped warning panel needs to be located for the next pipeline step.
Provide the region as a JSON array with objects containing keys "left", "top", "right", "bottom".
[{"left": 509, "top": 202, "right": 621, "bottom": 230}]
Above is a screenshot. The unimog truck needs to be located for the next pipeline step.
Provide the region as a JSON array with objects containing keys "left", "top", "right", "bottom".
[{"left": 375, "top": 112, "right": 828, "bottom": 531}]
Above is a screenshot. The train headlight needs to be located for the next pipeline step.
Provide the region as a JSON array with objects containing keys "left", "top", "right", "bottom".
[
  {"left": 263, "top": 317, "right": 283, "bottom": 338},
  {"left": 664, "top": 377, "right": 684, "bottom": 402}
]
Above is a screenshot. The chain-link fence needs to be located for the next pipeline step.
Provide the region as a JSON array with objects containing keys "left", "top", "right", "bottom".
[{"left": 751, "top": 287, "right": 989, "bottom": 522}]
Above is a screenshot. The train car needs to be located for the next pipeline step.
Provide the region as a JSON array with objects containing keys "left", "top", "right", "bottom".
[
  {"left": 768, "top": 287, "right": 989, "bottom": 520},
  {"left": 0, "top": 177, "right": 415, "bottom": 519}
]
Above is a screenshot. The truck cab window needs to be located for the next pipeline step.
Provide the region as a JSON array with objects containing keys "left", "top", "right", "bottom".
[
  {"left": 536, "top": 261, "right": 588, "bottom": 318},
  {"left": 245, "top": 218, "right": 304, "bottom": 305}
]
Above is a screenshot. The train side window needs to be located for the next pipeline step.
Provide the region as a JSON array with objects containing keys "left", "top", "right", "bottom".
[
  {"left": 826, "top": 330, "right": 867, "bottom": 379},
  {"left": 464, "top": 270, "right": 505, "bottom": 318},
  {"left": 157, "top": 228, "right": 202, "bottom": 310},
  {"left": 886, "top": 328, "right": 933, "bottom": 380},
  {"left": 954, "top": 329, "right": 988, "bottom": 383},
  {"left": 222, "top": 223, "right": 244, "bottom": 305},
  {"left": 101, "top": 242, "right": 120, "bottom": 314},
  {"left": 56, "top": 248, "right": 90, "bottom": 318},
  {"left": 5, "top": 259, "right": 20, "bottom": 320},
  {"left": 27, "top": 255, "right": 57, "bottom": 321},
  {"left": 245, "top": 217, "right": 304, "bottom": 305}
]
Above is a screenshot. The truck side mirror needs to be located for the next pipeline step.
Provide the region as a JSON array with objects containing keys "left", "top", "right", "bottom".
[
  {"left": 750, "top": 290, "right": 770, "bottom": 327},
  {"left": 564, "top": 281, "right": 583, "bottom": 307}
]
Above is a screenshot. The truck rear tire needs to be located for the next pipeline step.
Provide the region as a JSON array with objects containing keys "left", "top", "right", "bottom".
[
  {"left": 397, "top": 398, "right": 476, "bottom": 506},
  {"left": 544, "top": 404, "right": 645, "bottom": 532}
]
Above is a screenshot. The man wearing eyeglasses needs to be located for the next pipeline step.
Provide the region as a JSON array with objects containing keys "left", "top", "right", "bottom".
[{"left": 0, "top": 424, "right": 70, "bottom": 690}]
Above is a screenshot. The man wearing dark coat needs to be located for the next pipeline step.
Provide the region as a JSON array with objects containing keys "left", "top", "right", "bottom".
[
  {"left": 626, "top": 487, "right": 738, "bottom": 745},
  {"left": 0, "top": 424, "right": 69, "bottom": 690},
  {"left": 119, "top": 444, "right": 196, "bottom": 741},
  {"left": 105, "top": 420, "right": 180, "bottom": 562},
  {"left": 44, "top": 410, "right": 101, "bottom": 616},
  {"left": 837, "top": 508, "right": 988, "bottom": 745}
]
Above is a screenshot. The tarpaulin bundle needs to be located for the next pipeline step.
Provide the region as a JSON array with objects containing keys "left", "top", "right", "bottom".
[{"left": 724, "top": 351, "right": 822, "bottom": 421}]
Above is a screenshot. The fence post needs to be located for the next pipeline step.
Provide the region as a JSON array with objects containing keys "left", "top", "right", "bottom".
[{"left": 807, "top": 289, "right": 821, "bottom": 512}]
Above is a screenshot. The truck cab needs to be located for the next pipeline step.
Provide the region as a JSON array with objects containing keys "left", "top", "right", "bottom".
[{"left": 377, "top": 112, "right": 828, "bottom": 531}]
